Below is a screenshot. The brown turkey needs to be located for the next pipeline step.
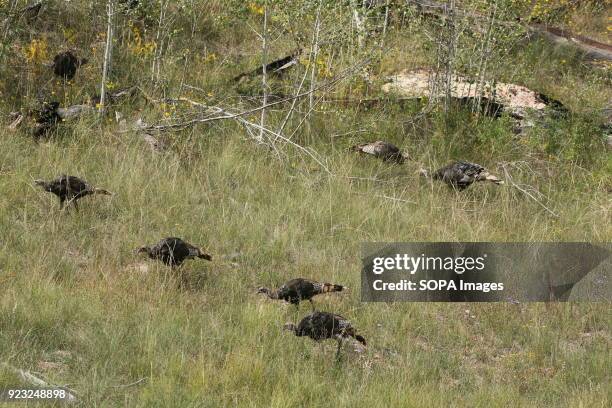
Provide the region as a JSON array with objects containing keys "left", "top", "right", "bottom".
[
  {"left": 136, "top": 237, "right": 212, "bottom": 267},
  {"left": 284, "top": 311, "right": 366, "bottom": 358},
  {"left": 421, "top": 160, "right": 503, "bottom": 190},
  {"left": 351, "top": 140, "right": 408, "bottom": 164},
  {"left": 258, "top": 278, "right": 346, "bottom": 310},
  {"left": 19, "top": 2, "right": 42, "bottom": 23},
  {"left": 35, "top": 175, "right": 112, "bottom": 210},
  {"left": 32, "top": 101, "right": 61, "bottom": 138},
  {"left": 52, "top": 51, "right": 88, "bottom": 80}
]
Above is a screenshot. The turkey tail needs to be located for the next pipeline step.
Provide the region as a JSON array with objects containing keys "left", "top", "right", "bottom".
[
  {"left": 354, "top": 334, "right": 367, "bottom": 346},
  {"left": 93, "top": 188, "right": 113, "bottom": 195},
  {"left": 350, "top": 144, "right": 365, "bottom": 153},
  {"left": 484, "top": 173, "right": 504, "bottom": 185}
]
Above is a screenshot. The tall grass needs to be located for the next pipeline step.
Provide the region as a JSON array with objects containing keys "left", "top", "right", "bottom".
[
  {"left": 0, "top": 1, "right": 610, "bottom": 406},
  {"left": 0, "top": 109, "right": 609, "bottom": 406}
]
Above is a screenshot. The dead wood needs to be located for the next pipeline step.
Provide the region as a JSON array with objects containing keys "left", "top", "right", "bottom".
[
  {"left": 233, "top": 49, "right": 301, "bottom": 82},
  {"left": 8, "top": 112, "right": 24, "bottom": 130},
  {"left": 530, "top": 24, "right": 612, "bottom": 61},
  {"left": 408, "top": 0, "right": 612, "bottom": 61}
]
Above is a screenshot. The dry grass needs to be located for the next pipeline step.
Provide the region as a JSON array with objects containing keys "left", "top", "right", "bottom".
[
  {"left": 0, "top": 1, "right": 610, "bottom": 406},
  {"left": 0, "top": 116, "right": 609, "bottom": 406}
]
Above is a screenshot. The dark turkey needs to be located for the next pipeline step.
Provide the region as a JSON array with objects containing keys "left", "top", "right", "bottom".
[
  {"left": 136, "top": 237, "right": 212, "bottom": 267},
  {"left": 52, "top": 51, "right": 88, "bottom": 80},
  {"left": 35, "top": 175, "right": 112, "bottom": 210},
  {"left": 19, "top": 2, "right": 42, "bottom": 23},
  {"left": 284, "top": 311, "right": 366, "bottom": 358},
  {"left": 258, "top": 278, "right": 345, "bottom": 310},
  {"left": 119, "top": 0, "right": 139, "bottom": 9},
  {"left": 424, "top": 160, "right": 503, "bottom": 190},
  {"left": 33, "top": 101, "right": 61, "bottom": 138},
  {"left": 351, "top": 140, "right": 407, "bottom": 164}
]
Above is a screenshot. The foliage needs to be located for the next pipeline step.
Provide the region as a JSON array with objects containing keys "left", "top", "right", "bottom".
[{"left": 0, "top": 1, "right": 609, "bottom": 406}]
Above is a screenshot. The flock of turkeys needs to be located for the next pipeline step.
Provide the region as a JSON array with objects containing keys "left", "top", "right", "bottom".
[
  {"left": 352, "top": 140, "right": 503, "bottom": 190},
  {"left": 257, "top": 278, "right": 366, "bottom": 357},
  {"left": 33, "top": 140, "right": 501, "bottom": 358},
  {"left": 29, "top": 43, "right": 503, "bottom": 359}
]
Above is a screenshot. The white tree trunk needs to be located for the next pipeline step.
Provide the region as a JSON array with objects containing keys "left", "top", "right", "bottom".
[
  {"left": 99, "top": 0, "right": 114, "bottom": 114},
  {"left": 309, "top": 4, "right": 322, "bottom": 112},
  {"left": 151, "top": 0, "right": 169, "bottom": 82},
  {"left": 444, "top": 0, "right": 457, "bottom": 114},
  {"left": 258, "top": 4, "right": 268, "bottom": 143}
]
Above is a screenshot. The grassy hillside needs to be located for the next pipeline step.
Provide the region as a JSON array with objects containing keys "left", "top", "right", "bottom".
[{"left": 0, "top": 1, "right": 610, "bottom": 407}]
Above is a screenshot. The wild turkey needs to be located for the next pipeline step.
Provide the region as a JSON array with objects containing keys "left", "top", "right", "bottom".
[
  {"left": 19, "top": 2, "right": 42, "bottom": 23},
  {"left": 284, "top": 311, "right": 366, "bottom": 358},
  {"left": 422, "top": 160, "right": 503, "bottom": 190},
  {"left": 119, "top": 0, "right": 139, "bottom": 9},
  {"left": 33, "top": 101, "right": 61, "bottom": 137},
  {"left": 351, "top": 141, "right": 407, "bottom": 164},
  {"left": 52, "top": 51, "right": 88, "bottom": 80},
  {"left": 35, "top": 175, "right": 112, "bottom": 210},
  {"left": 257, "top": 278, "right": 346, "bottom": 310},
  {"left": 136, "top": 237, "right": 212, "bottom": 267}
]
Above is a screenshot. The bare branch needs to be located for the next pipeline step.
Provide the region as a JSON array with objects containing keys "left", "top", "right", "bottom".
[
  {"left": 142, "top": 58, "right": 372, "bottom": 133},
  {"left": 501, "top": 162, "right": 559, "bottom": 218}
]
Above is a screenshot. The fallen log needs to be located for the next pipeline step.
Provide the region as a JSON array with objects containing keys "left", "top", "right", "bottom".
[
  {"left": 530, "top": 24, "right": 612, "bottom": 61},
  {"left": 8, "top": 87, "right": 141, "bottom": 137},
  {"left": 233, "top": 49, "right": 301, "bottom": 82},
  {"left": 57, "top": 104, "right": 94, "bottom": 120},
  {"left": 31, "top": 101, "right": 94, "bottom": 137},
  {"left": 407, "top": 0, "right": 612, "bottom": 61},
  {"left": 88, "top": 86, "right": 140, "bottom": 106}
]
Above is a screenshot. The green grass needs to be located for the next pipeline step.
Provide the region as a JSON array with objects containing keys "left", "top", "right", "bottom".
[
  {"left": 0, "top": 1, "right": 611, "bottom": 406},
  {"left": 0, "top": 113, "right": 610, "bottom": 406}
]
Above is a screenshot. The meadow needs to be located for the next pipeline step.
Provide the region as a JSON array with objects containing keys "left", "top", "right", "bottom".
[{"left": 0, "top": 1, "right": 610, "bottom": 406}]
